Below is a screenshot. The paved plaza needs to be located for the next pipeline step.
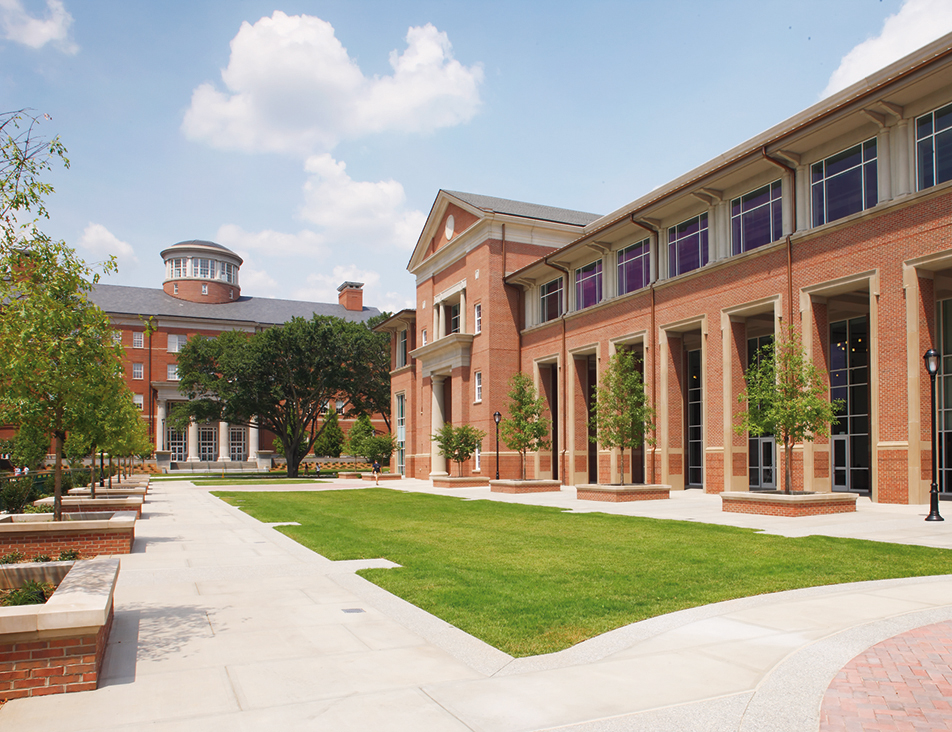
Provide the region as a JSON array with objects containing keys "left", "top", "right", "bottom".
[{"left": 3, "top": 478, "right": 952, "bottom": 730}]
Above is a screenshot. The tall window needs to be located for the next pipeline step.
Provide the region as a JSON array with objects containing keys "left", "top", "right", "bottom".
[
  {"left": 169, "top": 258, "right": 186, "bottom": 278},
  {"left": 168, "top": 334, "right": 186, "bottom": 352},
  {"left": 668, "top": 214, "right": 709, "bottom": 277},
  {"left": 397, "top": 329, "right": 408, "bottom": 368},
  {"left": 830, "top": 317, "right": 870, "bottom": 493},
  {"left": 221, "top": 262, "right": 237, "bottom": 284},
  {"left": 192, "top": 258, "right": 215, "bottom": 279},
  {"left": 617, "top": 239, "right": 650, "bottom": 296},
  {"left": 474, "top": 303, "right": 482, "bottom": 333},
  {"left": 540, "top": 278, "right": 563, "bottom": 323},
  {"left": 167, "top": 364, "right": 179, "bottom": 381},
  {"left": 475, "top": 371, "right": 482, "bottom": 402},
  {"left": 422, "top": 329, "right": 427, "bottom": 345},
  {"left": 474, "top": 446, "right": 481, "bottom": 472},
  {"left": 731, "top": 181, "right": 782, "bottom": 255},
  {"left": 133, "top": 332, "right": 144, "bottom": 349},
  {"left": 133, "top": 394, "right": 144, "bottom": 410},
  {"left": 811, "top": 139, "right": 877, "bottom": 227},
  {"left": 132, "top": 363, "right": 144, "bottom": 380},
  {"left": 449, "top": 303, "right": 461, "bottom": 334},
  {"left": 917, "top": 102, "right": 952, "bottom": 191},
  {"left": 396, "top": 393, "right": 406, "bottom": 475},
  {"left": 575, "top": 260, "right": 603, "bottom": 310}
]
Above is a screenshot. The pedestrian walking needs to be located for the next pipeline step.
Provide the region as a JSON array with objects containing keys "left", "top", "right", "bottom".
[{"left": 372, "top": 459, "right": 381, "bottom": 486}]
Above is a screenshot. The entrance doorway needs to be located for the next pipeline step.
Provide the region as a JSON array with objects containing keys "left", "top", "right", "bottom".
[
  {"left": 686, "top": 348, "right": 703, "bottom": 487},
  {"left": 199, "top": 426, "right": 218, "bottom": 462},
  {"left": 830, "top": 317, "right": 870, "bottom": 494},
  {"left": 167, "top": 429, "right": 186, "bottom": 462},
  {"left": 749, "top": 436, "right": 776, "bottom": 490}
]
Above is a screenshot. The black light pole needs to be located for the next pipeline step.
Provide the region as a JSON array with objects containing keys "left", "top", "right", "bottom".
[
  {"left": 494, "top": 411, "right": 502, "bottom": 480},
  {"left": 925, "top": 348, "right": 944, "bottom": 522}
]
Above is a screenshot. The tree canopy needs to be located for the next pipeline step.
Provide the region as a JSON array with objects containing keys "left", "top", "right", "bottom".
[
  {"left": 171, "top": 315, "right": 386, "bottom": 478},
  {"left": 432, "top": 423, "right": 486, "bottom": 477},
  {"left": 589, "top": 350, "right": 655, "bottom": 484},
  {"left": 500, "top": 372, "right": 551, "bottom": 481},
  {"left": 735, "top": 327, "right": 841, "bottom": 493}
]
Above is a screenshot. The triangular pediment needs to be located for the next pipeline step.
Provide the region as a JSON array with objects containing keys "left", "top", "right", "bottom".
[{"left": 407, "top": 190, "right": 487, "bottom": 274}]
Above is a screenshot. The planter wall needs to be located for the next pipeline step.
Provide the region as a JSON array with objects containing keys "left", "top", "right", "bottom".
[
  {"left": 361, "top": 473, "right": 402, "bottom": 482},
  {"left": 432, "top": 476, "right": 490, "bottom": 489},
  {"left": 0, "top": 512, "right": 137, "bottom": 557},
  {"left": 489, "top": 479, "right": 562, "bottom": 494},
  {"left": 720, "top": 491, "right": 858, "bottom": 517},
  {"left": 0, "top": 557, "right": 119, "bottom": 699},
  {"left": 34, "top": 496, "right": 143, "bottom": 519},
  {"left": 576, "top": 484, "right": 671, "bottom": 502}
]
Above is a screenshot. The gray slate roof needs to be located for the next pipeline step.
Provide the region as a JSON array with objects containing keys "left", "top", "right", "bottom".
[
  {"left": 443, "top": 190, "right": 601, "bottom": 227},
  {"left": 90, "top": 284, "right": 381, "bottom": 326}
]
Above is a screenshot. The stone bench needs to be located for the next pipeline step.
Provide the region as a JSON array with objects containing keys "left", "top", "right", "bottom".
[{"left": 576, "top": 484, "right": 671, "bottom": 502}]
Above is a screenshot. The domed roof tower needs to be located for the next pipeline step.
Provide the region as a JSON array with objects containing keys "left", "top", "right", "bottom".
[{"left": 160, "top": 240, "right": 243, "bottom": 304}]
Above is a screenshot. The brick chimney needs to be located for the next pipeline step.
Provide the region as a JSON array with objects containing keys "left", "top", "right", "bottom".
[{"left": 337, "top": 281, "right": 364, "bottom": 312}]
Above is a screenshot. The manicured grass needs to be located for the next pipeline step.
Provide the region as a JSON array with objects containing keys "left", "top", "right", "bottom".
[{"left": 214, "top": 488, "right": 952, "bottom": 657}]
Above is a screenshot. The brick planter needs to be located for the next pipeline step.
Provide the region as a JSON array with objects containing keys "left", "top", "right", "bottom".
[
  {"left": 432, "top": 476, "right": 491, "bottom": 488},
  {"left": 0, "top": 512, "right": 137, "bottom": 557},
  {"left": 361, "top": 473, "right": 403, "bottom": 482},
  {"left": 489, "top": 479, "right": 562, "bottom": 494},
  {"left": 576, "top": 484, "right": 671, "bottom": 502},
  {"left": 34, "top": 496, "right": 144, "bottom": 519},
  {"left": 337, "top": 472, "right": 363, "bottom": 480},
  {"left": 720, "top": 491, "right": 858, "bottom": 517},
  {"left": 0, "top": 557, "right": 119, "bottom": 699}
]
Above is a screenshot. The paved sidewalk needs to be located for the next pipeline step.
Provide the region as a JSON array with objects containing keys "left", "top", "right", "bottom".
[{"left": 2, "top": 479, "right": 952, "bottom": 731}]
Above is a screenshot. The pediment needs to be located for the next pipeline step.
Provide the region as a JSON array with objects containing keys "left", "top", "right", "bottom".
[{"left": 407, "top": 191, "right": 487, "bottom": 274}]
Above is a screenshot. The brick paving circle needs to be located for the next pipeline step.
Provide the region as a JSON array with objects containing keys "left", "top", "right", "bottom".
[{"left": 819, "top": 620, "right": 952, "bottom": 731}]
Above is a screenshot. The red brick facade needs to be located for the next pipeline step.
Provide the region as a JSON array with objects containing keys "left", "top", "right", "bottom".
[
  {"left": 382, "top": 39, "right": 952, "bottom": 506},
  {"left": 0, "top": 529, "right": 134, "bottom": 558}
]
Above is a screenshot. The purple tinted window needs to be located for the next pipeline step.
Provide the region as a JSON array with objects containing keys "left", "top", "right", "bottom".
[
  {"left": 668, "top": 214, "right": 708, "bottom": 277},
  {"left": 917, "top": 104, "right": 952, "bottom": 190},
  {"left": 618, "top": 240, "right": 649, "bottom": 295},
  {"left": 812, "top": 140, "right": 877, "bottom": 226},
  {"left": 575, "top": 260, "right": 602, "bottom": 310},
  {"left": 731, "top": 180, "right": 783, "bottom": 254},
  {"left": 541, "top": 278, "right": 563, "bottom": 322}
]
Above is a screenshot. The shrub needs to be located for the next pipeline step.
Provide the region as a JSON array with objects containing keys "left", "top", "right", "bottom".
[
  {"left": 58, "top": 549, "right": 80, "bottom": 560},
  {"left": 0, "top": 551, "right": 25, "bottom": 564},
  {"left": 0, "top": 476, "right": 36, "bottom": 513},
  {"left": 31, "top": 554, "right": 51, "bottom": 563},
  {"left": 1, "top": 580, "right": 55, "bottom": 606}
]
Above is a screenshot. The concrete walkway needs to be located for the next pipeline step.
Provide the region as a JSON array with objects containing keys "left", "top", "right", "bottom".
[{"left": 2, "top": 479, "right": 952, "bottom": 731}]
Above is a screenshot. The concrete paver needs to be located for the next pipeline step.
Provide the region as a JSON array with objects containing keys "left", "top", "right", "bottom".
[{"left": 2, "top": 478, "right": 952, "bottom": 730}]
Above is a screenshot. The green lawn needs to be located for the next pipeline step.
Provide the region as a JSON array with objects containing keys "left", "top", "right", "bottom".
[{"left": 214, "top": 488, "right": 952, "bottom": 657}]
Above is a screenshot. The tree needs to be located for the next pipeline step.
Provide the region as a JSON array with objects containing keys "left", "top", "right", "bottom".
[
  {"left": 0, "top": 110, "right": 121, "bottom": 519},
  {"left": 500, "top": 372, "right": 551, "bottom": 480},
  {"left": 589, "top": 350, "right": 655, "bottom": 484},
  {"left": 735, "top": 327, "right": 842, "bottom": 493},
  {"left": 344, "top": 414, "right": 376, "bottom": 460},
  {"left": 313, "top": 410, "right": 344, "bottom": 458},
  {"left": 432, "top": 423, "right": 486, "bottom": 477},
  {"left": 362, "top": 434, "right": 397, "bottom": 466},
  {"left": 347, "top": 312, "right": 393, "bottom": 431},
  {"left": 171, "top": 316, "right": 379, "bottom": 478}
]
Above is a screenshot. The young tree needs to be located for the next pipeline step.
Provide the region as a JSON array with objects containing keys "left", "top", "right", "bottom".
[
  {"left": 589, "top": 350, "right": 655, "bottom": 484},
  {"left": 0, "top": 110, "right": 122, "bottom": 519},
  {"left": 735, "top": 327, "right": 842, "bottom": 493},
  {"left": 344, "top": 415, "right": 376, "bottom": 460},
  {"left": 171, "top": 315, "right": 380, "bottom": 478},
  {"left": 432, "top": 423, "right": 486, "bottom": 477},
  {"left": 500, "top": 372, "right": 551, "bottom": 480},
  {"left": 313, "top": 410, "right": 344, "bottom": 458}
]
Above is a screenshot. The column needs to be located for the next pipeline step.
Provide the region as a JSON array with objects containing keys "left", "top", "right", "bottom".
[
  {"left": 187, "top": 421, "right": 199, "bottom": 462},
  {"left": 430, "top": 375, "right": 447, "bottom": 477},
  {"left": 248, "top": 419, "right": 259, "bottom": 458},
  {"left": 438, "top": 304, "right": 446, "bottom": 339},
  {"left": 459, "top": 290, "right": 467, "bottom": 333},
  {"left": 895, "top": 119, "right": 911, "bottom": 197},
  {"left": 218, "top": 421, "right": 229, "bottom": 461},
  {"left": 155, "top": 400, "right": 166, "bottom": 451}
]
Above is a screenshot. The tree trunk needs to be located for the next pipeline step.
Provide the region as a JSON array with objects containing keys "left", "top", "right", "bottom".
[
  {"left": 785, "top": 440, "right": 794, "bottom": 493},
  {"left": 89, "top": 446, "right": 97, "bottom": 498},
  {"left": 53, "top": 432, "right": 63, "bottom": 522}
]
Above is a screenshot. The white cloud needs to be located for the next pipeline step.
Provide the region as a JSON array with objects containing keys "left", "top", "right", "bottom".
[
  {"left": 0, "top": 0, "right": 77, "bottom": 53},
  {"left": 822, "top": 0, "right": 952, "bottom": 98},
  {"left": 300, "top": 154, "right": 425, "bottom": 251},
  {"left": 77, "top": 222, "right": 137, "bottom": 271},
  {"left": 215, "top": 223, "right": 328, "bottom": 258},
  {"left": 182, "top": 11, "right": 483, "bottom": 155}
]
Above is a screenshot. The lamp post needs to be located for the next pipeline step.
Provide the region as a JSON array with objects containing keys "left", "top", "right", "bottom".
[
  {"left": 494, "top": 411, "right": 502, "bottom": 480},
  {"left": 924, "top": 348, "right": 944, "bottom": 522}
]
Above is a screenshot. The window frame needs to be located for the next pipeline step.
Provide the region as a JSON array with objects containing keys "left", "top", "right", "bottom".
[
  {"left": 397, "top": 329, "right": 408, "bottom": 368},
  {"left": 167, "top": 364, "right": 179, "bottom": 381},
  {"left": 668, "top": 213, "right": 709, "bottom": 277},
  {"left": 132, "top": 363, "right": 144, "bottom": 380},
  {"left": 811, "top": 138, "right": 878, "bottom": 227},
  {"left": 917, "top": 102, "right": 952, "bottom": 191},
  {"left": 133, "top": 394, "right": 144, "bottom": 410},
  {"left": 133, "top": 332, "right": 144, "bottom": 349},
  {"left": 731, "top": 180, "right": 783, "bottom": 255},
  {"left": 617, "top": 238, "right": 650, "bottom": 296},
  {"left": 474, "top": 303, "right": 482, "bottom": 334},
  {"left": 475, "top": 371, "right": 482, "bottom": 403},
  {"left": 540, "top": 277, "right": 564, "bottom": 323},
  {"left": 575, "top": 259, "right": 603, "bottom": 311}
]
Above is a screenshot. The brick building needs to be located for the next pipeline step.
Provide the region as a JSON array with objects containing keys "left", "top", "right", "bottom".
[
  {"left": 91, "top": 239, "right": 380, "bottom": 466},
  {"left": 377, "top": 33, "right": 952, "bottom": 505}
]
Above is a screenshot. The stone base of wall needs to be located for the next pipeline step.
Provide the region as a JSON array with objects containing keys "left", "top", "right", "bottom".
[
  {"left": 432, "top": 476, "right": 490, "bottom": 489},
  {"left": 720, "top": 491, "right": 858, "bottom": 517},
  {"left": 489, "top": 480, "right": 562, "bottom": 494},
  {"left": 576, "top": 484, "right": 671, "bottom": 502},
  {"left": 0, "top": 557, "right": 119, "bottom": 699},
  {"left": 361, "top": 474, "right": 402, "bottom": 482}
]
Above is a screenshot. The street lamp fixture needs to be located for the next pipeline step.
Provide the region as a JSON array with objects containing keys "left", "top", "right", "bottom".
[
  {"left": 924, "top": 348, "right": 944, "bottom": 522},
  {"left": 493, "top": 411, "right": 502, "bottom": 480}
]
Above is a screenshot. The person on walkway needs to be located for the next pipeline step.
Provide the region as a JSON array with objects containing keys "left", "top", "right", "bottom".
[{"left": 372, "top": 459, "right": 381, "bottom": 486}]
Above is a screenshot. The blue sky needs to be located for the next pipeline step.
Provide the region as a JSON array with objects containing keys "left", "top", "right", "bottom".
[{"left": 3, "top": 0, "right": 952, "bottom": 312}]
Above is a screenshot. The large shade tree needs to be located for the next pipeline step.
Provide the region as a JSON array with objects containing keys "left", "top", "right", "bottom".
[
  {"left": 171, "top": 315, "right": 385, "bottom": 478},
  {"left": 0, "top": 110, "right": 123, "bottom": 519}
]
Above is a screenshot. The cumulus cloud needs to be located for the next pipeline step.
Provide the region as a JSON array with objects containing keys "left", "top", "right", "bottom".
[
  {"left": 216, "top": 222, "right": 328, "bottom": 258},
  {"left": 294, "top": 266, "right": 413, "bottom": 312},
  {"left": 822, "top": 0, "right": 952, "bottom": 98},
  {"left": 0, "top": 0, "right": 77, "bottom": 53},
  {"left": 182, "top": 11, "right": 483, "bottom": 155},
  {"left": 77, "top": 223, "right": 137, "bottom": 270},
  {"left": 300, "top": 154, "right": 425, "bottom": 251}
]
